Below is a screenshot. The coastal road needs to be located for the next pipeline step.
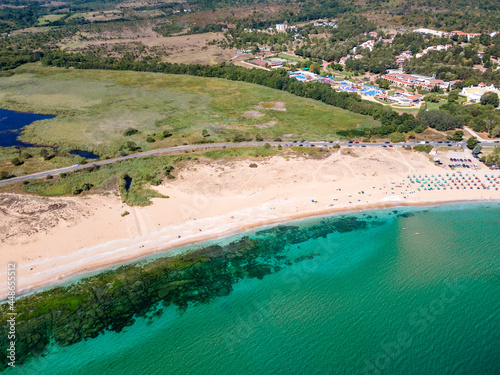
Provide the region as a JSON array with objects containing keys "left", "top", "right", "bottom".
[{"left": 1, "top": 139, "right": 498, "bottom": 187}]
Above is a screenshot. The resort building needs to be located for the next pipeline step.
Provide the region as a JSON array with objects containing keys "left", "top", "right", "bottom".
[
  {"left": 381, "top": 72, "right": 453, "bottom": 90},
  {"left": 276, "top": 24, "right": 288, "bottom": 33},
  {"left": 450, "top": 31, "right": 482, "bottom": 41},
  {"left": 460, "top": 84, "right": 500, "bottom": 104},
  {"left": 413, "top": 28, "right": 448, "bottom": 38}
]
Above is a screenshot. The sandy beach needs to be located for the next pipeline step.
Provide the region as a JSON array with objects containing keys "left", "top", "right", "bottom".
[{"left": 1, "top": 147, "right": 499, "bottom": 299}]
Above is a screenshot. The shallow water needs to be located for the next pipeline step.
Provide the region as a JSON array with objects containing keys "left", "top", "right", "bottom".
[
  {"left": 0, "top": 109, "right": 55, "bottom": 148},
  {"left": 8, "top": 203, "right": 500, "bottom": 375}
]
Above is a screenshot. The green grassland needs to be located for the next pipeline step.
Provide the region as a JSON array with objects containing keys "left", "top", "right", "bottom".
[
  {"left": 277, "top": 53, "right": 309, "bottom": 63},
  {"left": 0, "top": 64, "right": 379, "bottom": 159},
  {"left": 37, "top": 14, "right": 65, "bottom": 26},
  {"left": 20, "top": 146, "right": 285, "bottom": 205}
]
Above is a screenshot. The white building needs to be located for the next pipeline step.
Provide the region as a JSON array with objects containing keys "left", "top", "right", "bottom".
[
  {"left": 276, "top": 24, "right": 288, "bottom": 33},
  {"left": 460, "top": 84, "right": 500, "bottom": 104},
  {"left": 413, "top": 28, "right": 448, "bottom": 38}
]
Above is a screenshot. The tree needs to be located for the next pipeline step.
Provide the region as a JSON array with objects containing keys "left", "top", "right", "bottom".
[
  {"left": 418, "top": 110, "right": 455, "bottom": 131},
  {"left": 448, "top": 92, "right": 458, "bottom": 102},
  {"left": 472, "top": 145, "right": 482, "bottom": 155},
  {"left": 310, "top": 63, "right": 321, "bottom": 74},
  {"left": 453, "top": 130, "right": 464, "bottom": 141},
  {"left": 467, "top": 136, "right": 478, "bottom": 149},
  {"left": 480, "top": 92, "right": 499, "bottom": 107},
  {"left": 202, "top": 129, "right": 209, "bottom": 137},
  {"left": 39, "top": 148, "right": 49, "bottom": 160}
]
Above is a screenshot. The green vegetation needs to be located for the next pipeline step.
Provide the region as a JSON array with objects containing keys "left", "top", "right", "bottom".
[
  {"left": 480, "top": 92, "right": 499, "bottom": 107},
  {"left": 481, "top": 146, "right": 500, "bottom": 166},
  {"left": 0, "top": 64, "right": 378, "bottom": 165},
  {"left": 18, "top": 146, "right": 285, "bottom": 205},
  {"left": 413, "top": 144, "right": 433, "bottom": 153},
  {"left": 467, "top": 136, "right": 479, "bottom": 149},
  {"left": 22, "top": 156, "right": 175, "bottom": 206}
]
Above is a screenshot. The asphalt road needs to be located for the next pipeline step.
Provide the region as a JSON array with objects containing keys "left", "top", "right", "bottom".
[{"left": 1, "top": 139, "right": 497, "bottom": 187}]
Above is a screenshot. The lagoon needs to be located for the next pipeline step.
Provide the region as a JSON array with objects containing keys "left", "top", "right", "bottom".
[{"left": 0, "top": 109, "right": 55, "bottom": 148}]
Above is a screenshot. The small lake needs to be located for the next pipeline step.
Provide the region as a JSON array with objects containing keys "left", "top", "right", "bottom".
[
  {"left": 0, "top": 108, "right": 55, "bottom": 148},
  {"left": 0, "top": 109, "right": 99, "bottom": 159}
]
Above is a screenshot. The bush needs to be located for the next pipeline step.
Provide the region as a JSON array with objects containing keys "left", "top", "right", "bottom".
[
  {"left": 146, "top": 136, "right": 155, "bottom": 143},
  {"left": 123, "top": 128, "right": 138, "bottom": 136},
  {"left": 0, "top": 171, "right": 13, "bottom": 180},
  {"left": 121, "top": 211, "right": 130, "bottom": 217},
  {"left": 161, "top": 130, "right": 173, "bottom": 138},
  {"left": 413, "top": 144, "right": 432, "bottom": 153},
  {"left": 249, "top": 163, "right": 258, "bottom": 168},
  {"left": 389, "top": 132, "right": 405, "bottom": 143},
  {"left": 11, "top": 157, "right": 23, "bottom": 166},
  {"left": 233, "top": 134, "right": 247, "bottom": 142},
  {"left": 81, "top": 183, "right": 93, "bottom": 191}
]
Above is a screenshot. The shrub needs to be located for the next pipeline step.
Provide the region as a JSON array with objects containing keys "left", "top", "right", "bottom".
[
  {"left": 146, "top": 136, "right": 155, "bottom": 143},
  {"left": 161, "top": 130, "right": 173, "bottom": 138},
  {"left": 123, "top": 128, "right": 138, "bottom": 136},
  {"left": 249, "top": 163, "right": 258, "bottom": 168},
  {"left": 11, "top": 157, "right": 23, "bottom": 166},
  {"left": 413, "top": 144, "right": 432, "bottom": 153},
  {"left": 121, "top": 211, "right": 130, "bottom": 217},
  {"left": 0, "top": 171, "right": 13, "bottom": 180}
]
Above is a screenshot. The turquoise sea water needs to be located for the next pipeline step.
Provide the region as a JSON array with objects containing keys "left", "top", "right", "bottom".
[{"left": 8, "top": 203, "right": 500, "bottom": 375}]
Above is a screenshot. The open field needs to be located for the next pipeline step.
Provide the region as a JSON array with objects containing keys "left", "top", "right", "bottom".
[
  {"left": 0, "top": 64, "right": 379, "bottom": 160},
  {"left": 60, "top": 27, "right": 232, "bottom": 65},
  {"left": 278, "top": 53, "right": 309, "bottom": 63},
  {"left": 37, "top": 14, "right": 65, "bottom": 25}
]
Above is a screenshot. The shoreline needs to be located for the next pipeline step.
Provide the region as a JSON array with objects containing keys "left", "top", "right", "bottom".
[
  {"left": 2, "top": 197, "right": 499, "bottom": 301},
  {"left": 1, "top": 149, "right": 499, "bottom": 300}
]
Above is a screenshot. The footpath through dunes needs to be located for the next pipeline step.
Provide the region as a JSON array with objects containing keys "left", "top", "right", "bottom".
[
  {"left": 0, "top": 64, "right": 378, "bottom": 158},
  {"left": 1, "top": 147, "right": 499, "bottom": 300}
]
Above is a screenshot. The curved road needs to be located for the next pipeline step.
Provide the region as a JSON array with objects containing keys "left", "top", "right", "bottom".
[{"left": 1, "top": 139, "right": 497, "bottom": 187}]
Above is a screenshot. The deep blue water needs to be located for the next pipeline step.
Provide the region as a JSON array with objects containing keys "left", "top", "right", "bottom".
[
  {"left": 70, "top": 150, "right": 100, "bottom": 159},
  {"left": 124, "top": 176, "right": 132, "bottom": 191},
  {"left": 0, "top": 109, "right": 55, "bottom": 148}
]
